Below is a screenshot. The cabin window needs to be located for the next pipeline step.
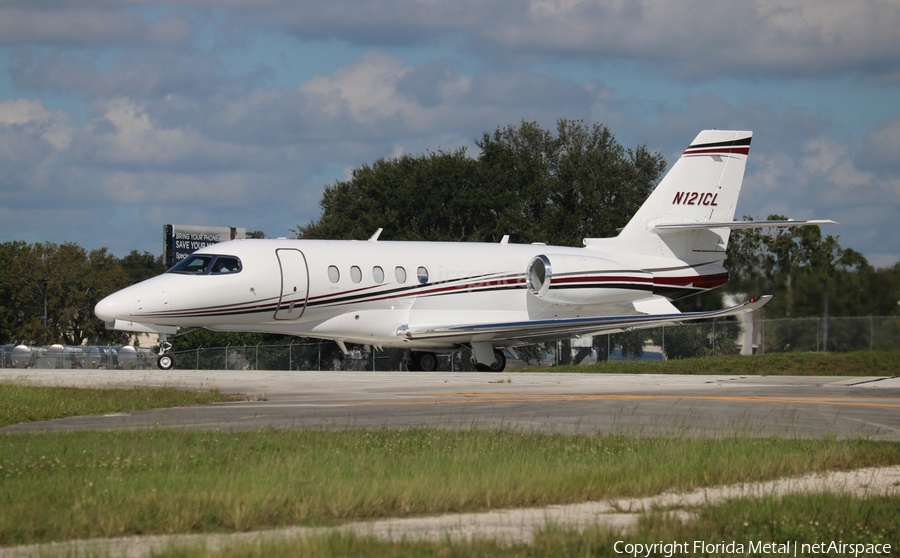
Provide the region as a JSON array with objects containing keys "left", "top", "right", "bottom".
[
  {"left": 373, "top": 266, "right": 385, "bottom": 284},
  {"left": 395, "top": 266, "right": 407, "bottom": 283},
  {"left": 168, "top": 254, "right": 242, "bottom": 275},
  {"left": 350, "top": 266, "right": 362, "bottom": 283},
  {"left": 210, "top": 256, "right": 242, "bottom": 274},
  {"left": 327, "top": 265, "right": 340, "bottom": 283},
  {"left": 417, "top": 266, "right": 429, "bottom": 284}
]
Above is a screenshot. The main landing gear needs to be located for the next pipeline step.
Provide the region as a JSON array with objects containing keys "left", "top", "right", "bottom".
[
  {"left": 407, "top": 351, "right": 439, "bottom": 372},
  {"left": 475, "top": 349, "right": 506, "bottom": 372},
  {"left": 405, "top": 348, "right": 507, "bottom": 372}
]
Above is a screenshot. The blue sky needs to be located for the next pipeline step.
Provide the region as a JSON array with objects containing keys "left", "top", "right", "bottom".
[{"left": 1, "top": 1, "right": 899, "bottom": 267}]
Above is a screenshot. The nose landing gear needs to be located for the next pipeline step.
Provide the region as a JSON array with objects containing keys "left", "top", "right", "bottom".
[{"left": 156, "top": 333, "right": 174, "bottom": 370}]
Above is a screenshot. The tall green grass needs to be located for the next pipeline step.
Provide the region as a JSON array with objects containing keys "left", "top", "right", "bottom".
[
  {"left": 0, "top": 383, "right": 238, "bottom": 427},
  {"left": 2, "top": 428, "right": 898, "bottom": 545}
]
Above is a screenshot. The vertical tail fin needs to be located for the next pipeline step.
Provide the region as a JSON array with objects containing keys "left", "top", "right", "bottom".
[{"left": 587, "top": 130, "right": 752, "bottom": 263}]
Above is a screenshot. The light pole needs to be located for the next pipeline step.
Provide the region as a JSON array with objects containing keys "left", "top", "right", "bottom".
[{"left": 822, "top": 279, "right": 829, "bottom": 353}]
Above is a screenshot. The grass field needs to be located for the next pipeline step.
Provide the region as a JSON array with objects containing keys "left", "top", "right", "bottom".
[
  {"left": 1, "top": 428, "right": 898, "bottom": 546},
  {"left": 538, "top": 350, "right": 900, "bottom": 375},
  {"left": 0, "top": 382, "right": 239, "bottom": 428}
]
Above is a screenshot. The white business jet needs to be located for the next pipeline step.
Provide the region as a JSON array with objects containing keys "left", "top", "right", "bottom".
[{"left": 95, "top": 130, "right": 834, "bottom": 371}]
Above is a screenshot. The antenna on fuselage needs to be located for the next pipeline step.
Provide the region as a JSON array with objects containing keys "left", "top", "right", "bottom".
[{"left": 368, "top": 228, "right": 383, "bottom": 242}]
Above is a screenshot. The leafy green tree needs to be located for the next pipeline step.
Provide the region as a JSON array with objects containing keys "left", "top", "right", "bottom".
[
  {"left": 721, "top": 216, "right": 894, "bottom": 320},
  {"left": 7, "top": 242, "right": 130, "bottom": 345},
  {"left": 871, "top": 262, "right": 900, "bottom": 316},
  {"left": 615, "top": 330, "right": 647, "bottom": 359},
  {"left": 651, "top": 325, "right": 706, "bottom": 359},
  {"left": 477, "top": 120, "right": 666, "bottom": 246},
  {"left": 296, "top": 148, "right": 489, "bottom": 241},
  {"left": 0, "top": 241, "right": 28, "bottom": 344},
  {"left": 118, "top": 250, "right": 167, "bottom": 285},
  {"left": 296, "top": 120, "right": 667, "bottom": 247}
]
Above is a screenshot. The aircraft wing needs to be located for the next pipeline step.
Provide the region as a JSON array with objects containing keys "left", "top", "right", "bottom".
[{"left": 400, "top": 295, "right": 771, "bottom": 346}]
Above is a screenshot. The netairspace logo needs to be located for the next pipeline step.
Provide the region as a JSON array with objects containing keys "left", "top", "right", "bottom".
[{"left": 613, "top": 540, "right": 892, "bottom": 557}]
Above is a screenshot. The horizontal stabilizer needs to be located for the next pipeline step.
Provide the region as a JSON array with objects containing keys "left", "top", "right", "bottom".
[
  {"left": 401, "top": 295, "right": 772, "bottom": 345},
  {"left": 649, "top": 219, "right": 837, "bottom": 233}
]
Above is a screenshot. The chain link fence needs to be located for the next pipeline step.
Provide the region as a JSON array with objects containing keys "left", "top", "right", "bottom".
[
  {"left": 163, "top": 343, "right": 488, "bottom": 372},
  {"left": 3, "top": 316, "right": 899, "bottom": 371}
]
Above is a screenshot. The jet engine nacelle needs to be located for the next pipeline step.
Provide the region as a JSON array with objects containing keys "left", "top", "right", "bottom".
[{"left": 525, "top": 254, "right": 654, "bottom": 306}]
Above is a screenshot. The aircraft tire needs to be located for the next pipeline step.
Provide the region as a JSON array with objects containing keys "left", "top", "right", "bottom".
[
  {"left": 411, "top": 351, "right": 438, "bottom": 372},
  {"left": 157, "top": 354, "right": 174, "bottom": 370},
  {"left": 475, "top": 349, "right": 506, "bottom": 372}
]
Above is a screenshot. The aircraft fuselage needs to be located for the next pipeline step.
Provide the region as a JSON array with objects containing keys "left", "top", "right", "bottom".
[{"left": 95, "top": 238, "right": 726, "bottom": 350}]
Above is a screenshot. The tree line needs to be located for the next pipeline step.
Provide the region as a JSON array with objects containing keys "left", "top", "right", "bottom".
[
  {"left": 2, "top": 120, "right": 898, "bottom": 351},
  {"left": 0, "top": 242, "right": 165, "bottom": 346}
]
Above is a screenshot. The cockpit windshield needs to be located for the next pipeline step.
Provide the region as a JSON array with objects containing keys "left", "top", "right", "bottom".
[{"left": 168, "top": 255, "right": 242, "bottom": 275}]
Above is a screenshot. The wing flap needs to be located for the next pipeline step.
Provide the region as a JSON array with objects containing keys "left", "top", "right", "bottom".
[{"left": 401, "top": 295, "right": 771, "bottom": 345}]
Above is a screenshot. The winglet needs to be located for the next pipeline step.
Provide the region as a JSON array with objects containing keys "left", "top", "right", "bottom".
[{"left": 368, "top": 228, "right": 384, "bottom": 242}]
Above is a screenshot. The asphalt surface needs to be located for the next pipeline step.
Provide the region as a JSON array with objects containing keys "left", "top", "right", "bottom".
[{"left": 3, "top": 368, "right": 900, "bottom": 439}]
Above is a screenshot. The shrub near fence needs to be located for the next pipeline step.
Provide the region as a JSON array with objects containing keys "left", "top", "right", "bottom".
[{"left": 760, "top": 316, "right": 900, "bottom": 353}]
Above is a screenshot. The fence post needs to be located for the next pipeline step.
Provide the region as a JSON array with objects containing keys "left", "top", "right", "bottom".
[
  {"left": 225, "top": 344, "right": 230, "bottom": 370},
  {"left": 817, "top": 318, "right": 821, "bottom": 352},
  {"left": 196, "top": 345, "right": 201, "bottom": 370},
  {"left": 761, "top": 318, "right": 765, "bottom": 354},
  {"left": 823, "top": 283, "right": 829, "bottom": 353}
]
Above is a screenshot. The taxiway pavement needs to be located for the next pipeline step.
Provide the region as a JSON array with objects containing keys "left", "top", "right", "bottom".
[{"left": 2, "top": 369, "right": 900, "bottom": 439}]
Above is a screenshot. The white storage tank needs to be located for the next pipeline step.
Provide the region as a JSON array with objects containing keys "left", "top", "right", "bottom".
[
  {"left": 11, "top": 345, "right": 34, "bottom": 368},
  {"left": 116, "top": 346, "right": 138, "bottom": 370}
]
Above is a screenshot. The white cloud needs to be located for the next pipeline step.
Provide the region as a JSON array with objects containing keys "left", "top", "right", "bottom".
[
  {"left": 300, "top": 52, "right": 414, "bottom": 121},
  {"left": 0, "top": 98, "right": 51, "bottom": 125},
  {"left": 0, "top": 98, "right": 73, "bottom": 150},
  {"left": 85, "top": 99, "right": 197, "bottom": 166}
]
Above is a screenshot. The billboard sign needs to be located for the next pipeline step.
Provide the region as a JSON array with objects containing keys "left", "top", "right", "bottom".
[{"left": 163, "top": 225, "right": 246, "bottom": 268}]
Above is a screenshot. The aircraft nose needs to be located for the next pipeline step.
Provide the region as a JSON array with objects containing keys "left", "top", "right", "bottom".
[{"left": 94, "top": 294, "right": 120, "bottom": 323}]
